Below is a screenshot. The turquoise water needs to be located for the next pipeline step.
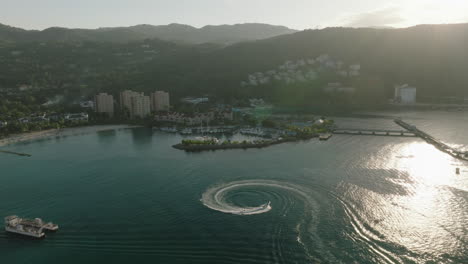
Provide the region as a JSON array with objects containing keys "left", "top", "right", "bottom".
[{"left": 1, "top": 112, "right": 467, "bottom": 263}]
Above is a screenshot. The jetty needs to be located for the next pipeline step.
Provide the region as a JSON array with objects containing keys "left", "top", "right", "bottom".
[
  {"left": 0, "top": 150, "right": 32, "bottom": 157},
  {"left": 332, "top": 128, "right": 417, "bottom": 137},
  {"left": 173, "top": 135, "right": 317, "bottom": 152},
  {"left": 395, "top": 119, "right": 468, "bottom": 161}
]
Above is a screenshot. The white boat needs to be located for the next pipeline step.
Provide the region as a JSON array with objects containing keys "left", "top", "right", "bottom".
[
  {"left": 180, "top": 128, "right": 193, "bottom": 135},
  {"left": 5, "top": 215, "right": 58, "bottom": 238},
  {"left": 160, "top": 127, "right": 178, "bottom": 133}
]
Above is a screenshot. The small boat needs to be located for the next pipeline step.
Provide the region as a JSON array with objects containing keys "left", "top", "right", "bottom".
[
  {"left": 319, "top": 133, "right": 332, "bottom": 141},
  {"left": 160, "top": 127, "right": 178, "bottom": 133},
  {"left": 180, "top": 128, "right": 193, "bottom": 135}
]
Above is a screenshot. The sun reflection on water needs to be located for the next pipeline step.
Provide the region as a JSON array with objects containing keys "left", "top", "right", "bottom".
[
  {"left": 390, "top": 142, "right": 455, "bottom": 185},
  {"left": 380, "top": 141, "right": 467, "bottom": 257}
]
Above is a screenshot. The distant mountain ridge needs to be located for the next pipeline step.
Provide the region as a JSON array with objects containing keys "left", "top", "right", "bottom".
[{"left": 0, "top": 23, "right": 297, "bottom": 44}]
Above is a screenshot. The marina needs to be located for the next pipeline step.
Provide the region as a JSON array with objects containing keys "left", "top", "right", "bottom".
[{"left": 1, "top": 113, "right": 467, "bottom": 263}]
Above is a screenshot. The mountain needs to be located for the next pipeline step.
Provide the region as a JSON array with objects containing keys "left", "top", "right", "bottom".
[
  {"left": 0, "top": 23, "right": 297, "bottom": 45},
  {"left": 184, "top": 23, "right": 468, "bottom": 100},
  {"left": 2, "top": 23, "right": 468, "bottom": 107}
]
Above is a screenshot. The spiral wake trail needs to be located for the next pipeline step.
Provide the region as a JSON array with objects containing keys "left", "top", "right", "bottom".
[{"left": 200, "top": 179, "right": 404, "bottom": 263}]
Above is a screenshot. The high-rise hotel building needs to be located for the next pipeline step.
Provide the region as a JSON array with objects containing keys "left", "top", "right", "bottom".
[
  {"left": 120, "top": 90, "right": 143, "bottom": 112},
  {"left": 94, "top": 93, "right": 114, "bottom": 117},
  {"left": 151, "top": 91, "right": 170, "bottom": 112},
  {"left": 130, "top": 94, "right": 151, "bottom": 118}
]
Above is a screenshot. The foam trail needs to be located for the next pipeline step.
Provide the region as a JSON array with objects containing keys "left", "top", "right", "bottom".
[
  {"left": 200, "top": 179, "right": 401, "bottom": 263},
  {"left": 201, "top": 180, "right": 306, "bottom": 215},
  {"left": 202, "top": 181, "right": 277, "bottom": 215}
]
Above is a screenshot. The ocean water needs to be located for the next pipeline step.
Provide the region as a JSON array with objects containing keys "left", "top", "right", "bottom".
[{"left": 0, "top": 111, "right": 467, "bottom": 263}]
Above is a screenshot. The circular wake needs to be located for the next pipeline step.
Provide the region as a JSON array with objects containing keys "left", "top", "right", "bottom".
[
  {"left": 201, "top": 180, "right": 309, "bottom": 215},
  {"left": 200, "top": 179, "right": 405, "bottom": 264},
  {"left": 201, "top": 180, "right": 278, "bottom": 215}
]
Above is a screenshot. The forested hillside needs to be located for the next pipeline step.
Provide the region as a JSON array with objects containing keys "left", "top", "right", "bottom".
[{"left": 1, "top": 23, "right": 468, "bottom": 107}]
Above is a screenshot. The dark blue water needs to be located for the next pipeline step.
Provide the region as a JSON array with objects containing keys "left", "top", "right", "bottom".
[{"left": 1, "top": 111, "right": 467, "bottom": 263}]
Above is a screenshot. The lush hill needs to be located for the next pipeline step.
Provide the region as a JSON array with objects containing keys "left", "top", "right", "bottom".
[
  {"left": 0, "top": 23, "right": 297, "bottom": 45},
  {"left": 121, "top": 23, "right": 468, "bottom": 104},
  {"left": 2, "top": 23, "right": 468, "bottom": 108}
]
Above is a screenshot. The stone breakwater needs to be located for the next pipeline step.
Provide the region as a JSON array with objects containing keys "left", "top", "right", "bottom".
[{"left": 173, "top": 135, "right": 318, "bottom": 152}]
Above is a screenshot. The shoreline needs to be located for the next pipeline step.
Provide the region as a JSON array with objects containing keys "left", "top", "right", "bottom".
[{"left": 0, "top": 125, "right": 140, "bottom": 147}]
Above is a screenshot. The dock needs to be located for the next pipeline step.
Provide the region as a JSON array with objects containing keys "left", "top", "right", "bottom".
[
  {"left": 394, "top": 119, "right": 468, "bottom": 161},
  {"left": 332, "top": 128, "right": 417, "bottom": 137},
  {"left": 0, "top": 150, "right": 32, "bottom": 157}
]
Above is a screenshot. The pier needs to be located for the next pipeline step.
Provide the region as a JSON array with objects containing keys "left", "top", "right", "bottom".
[
  {"left": 0, "top": 150, "right": 32, "bottom": 157},
  {"left": 332, "top": 128, "right": 417, "bottom": 137},
  {"left": 395, "top": 119, "right": 468, "bottom": 161}
]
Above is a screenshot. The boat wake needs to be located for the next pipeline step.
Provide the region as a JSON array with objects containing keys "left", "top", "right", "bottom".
[
  {"left": 200, "top": 179, "right": 406, "bottom": 263},
  {"left": 201, "top": 181, "right": 276, "bottom": 215}
]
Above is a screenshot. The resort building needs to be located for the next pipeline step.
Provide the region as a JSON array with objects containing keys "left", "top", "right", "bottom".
[
  {"left": 131, "top": 94, "right": 151, "bottom": 118},
  {"left": 94, "top": 93, "right": 114, "bottom": 117},
  {"left": 120, "top": 90, "right": 143, "bottom": 112},
  {"left": 151, "top": 91, "right": 170, "bottom": 112},
  {"left": 154, "top": 109, "right": 233, "bottom": 126},
  {"left": 65, "top": 113, "right": 89, "bottom": 122},
  {"left": 181, "top": 97, "right": 209, "bottom": 105},
  {"left": 394, "top": 84, "right": 417, "bottom": 104}
]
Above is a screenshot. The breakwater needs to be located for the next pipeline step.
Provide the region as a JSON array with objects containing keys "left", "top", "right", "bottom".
[
  {"left": 395, "top": 119, "right": 468, "bottom": 161},
  {"left": 0, "top": 150, "right": 32, "bottom": 157},
  {"left": 173, "top": 135, "right": 317, "bottom": 152},
  {"left": 332, "top": 128, "right": 417, "bottom": 137}
]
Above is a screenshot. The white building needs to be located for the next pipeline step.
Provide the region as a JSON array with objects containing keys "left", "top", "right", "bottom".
[
  {"left": 131, "top": 95, "right": 151, "bottom": 118},
  {"left": 151, "top": 91, "right": 170, "bottom": 112},
  {"left": 65, "top": 113, "right": 89, "bottom": 122},
  {"left": 94, "top": 93, "right": 114, "bottom": 117},
  {"left": 394, "top": 84, "right": 417, "bottom": 104},
  {"left": 120, "top": 90, "right": 143, "bottom": 111},
  {"left": 181, "top": 97, "right": 209, "bottom": 105},
  {"left": 79, "top": 101, "right": 95, "bottom": 109},
  {"left": 348, "top": 64, "right": 361, "bottom": 77}
]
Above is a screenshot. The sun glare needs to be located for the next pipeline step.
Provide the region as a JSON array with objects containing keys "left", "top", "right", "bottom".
[
  {"left": 398, "top": 0, "right": 468, "bottom": 27},
  {"left": 391, "top": 142, "right": 455, "bottom": 185}
]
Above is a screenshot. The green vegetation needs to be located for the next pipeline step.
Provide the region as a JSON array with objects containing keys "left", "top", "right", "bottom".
[
  {"left": 0, "top": 23, "right": 296, "bottom": 45},
  {"left": 181, "top": 139, "right": 218, "bottom": 146},
  {"left": 284, "top": 119, "right": 334, "bottom": 137},
  {"left": 2, "top": 23, "right": 468, "bottom": 119}
]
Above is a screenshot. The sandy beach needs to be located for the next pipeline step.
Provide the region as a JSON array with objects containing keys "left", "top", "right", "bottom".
[{"left": 0, "top": 125, "right": 140, "bottom": 147}]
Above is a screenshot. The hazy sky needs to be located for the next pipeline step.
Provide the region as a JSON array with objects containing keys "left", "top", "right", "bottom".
[{"left": 2, "top": 0, "right": 468, "bottom": 30}]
